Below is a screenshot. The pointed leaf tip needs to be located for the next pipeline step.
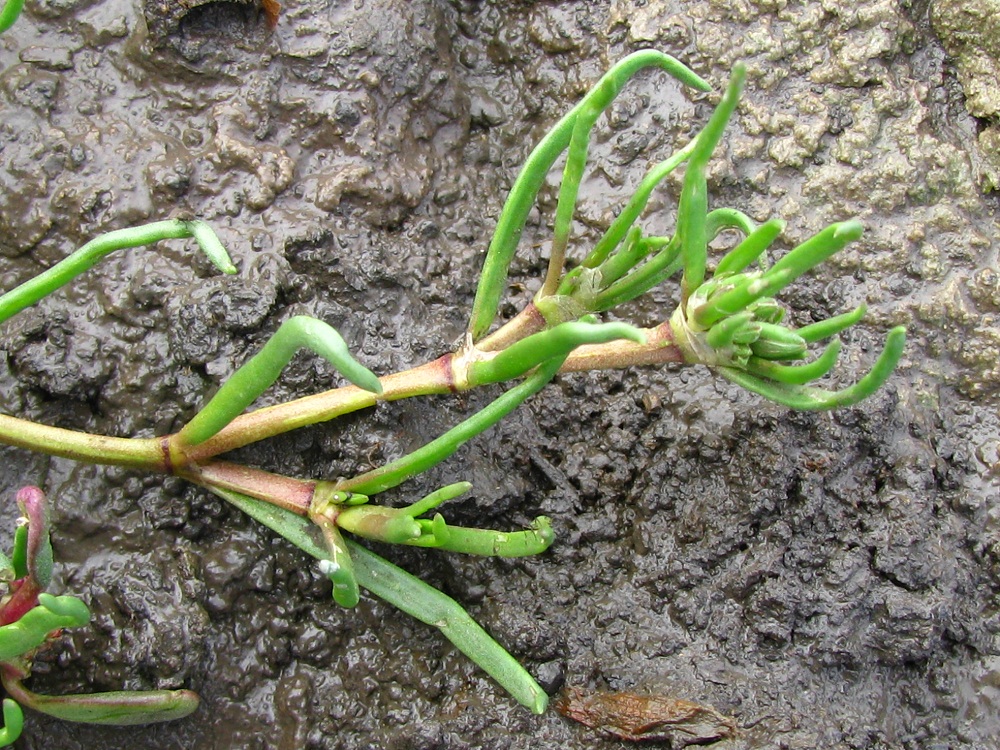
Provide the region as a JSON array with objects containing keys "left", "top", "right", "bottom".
[{"left": 834, "top": 219, "right": 864, "bottom": 241}]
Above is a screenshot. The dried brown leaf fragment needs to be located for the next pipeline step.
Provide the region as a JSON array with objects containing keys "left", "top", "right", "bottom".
[{"left": 556, "top": 686, "right": 737, "bottom": 745}]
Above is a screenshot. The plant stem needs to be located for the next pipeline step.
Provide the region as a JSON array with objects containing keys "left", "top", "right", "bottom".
[
  {"left": 0, "top": 322, "right": 689, "bottom": 471},
  {"left": 0, "top": 414, "right": 165, "bottom": 469},
  {"left": 476, "top": 304, "right": 547, "bottom": 352},
  {"left": 187, "top": 330, "right": 688, "bottom": 460},
  {"left": 181, "top": 461, "right": 317, "bottom": 514},
  {"left": 179, "top": 355, "right": 456, "bottom": 462},
  {"left": 559, "top": 323, "right": 683, "bottom": 371}
]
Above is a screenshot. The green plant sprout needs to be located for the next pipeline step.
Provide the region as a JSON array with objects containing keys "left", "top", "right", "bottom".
[
  {"left": 0, "top": 487, "right": 199, "bottom": 745},
  {"left": 0, "top": 41, "right": 906, "bottom": 734}
]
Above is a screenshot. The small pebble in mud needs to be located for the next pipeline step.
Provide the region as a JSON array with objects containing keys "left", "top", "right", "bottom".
[
  {"left": 556, "top": 686, "right": 737, "bottom": 745},
  {"left": 18, "top": 46, "right": 74, "bottom": 71}
]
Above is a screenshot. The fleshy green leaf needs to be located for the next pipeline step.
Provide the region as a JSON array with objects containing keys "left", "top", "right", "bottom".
[{"left": 719, "top": 326, "right": 906, "bottom": 409}]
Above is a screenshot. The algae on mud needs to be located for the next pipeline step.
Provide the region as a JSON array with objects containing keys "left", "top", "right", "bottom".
[{"left": 1, "top": 0, "right": 999, "bottom": 749}]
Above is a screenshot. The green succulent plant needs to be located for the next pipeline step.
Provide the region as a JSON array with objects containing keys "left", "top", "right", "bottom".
[
  {"left": 0, "top": 13, "right": 905, "bottom": 734},
  {"left": 0, "top": 487, "right": 199, "bottom": 745}
]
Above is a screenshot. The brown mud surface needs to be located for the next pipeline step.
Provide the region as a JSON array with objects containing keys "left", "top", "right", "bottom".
[{"left": 1, "top": 1, "right": 999, "bottom": 748}]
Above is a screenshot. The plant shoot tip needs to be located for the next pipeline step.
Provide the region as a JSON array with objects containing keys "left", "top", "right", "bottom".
[{"left": 834, "top": 219, "right": 864, "bottom": 239}]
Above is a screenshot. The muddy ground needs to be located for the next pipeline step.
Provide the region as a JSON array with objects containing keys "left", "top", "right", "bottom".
[{"left": 1, "top": 0, "right": 999, "bottom": 748}]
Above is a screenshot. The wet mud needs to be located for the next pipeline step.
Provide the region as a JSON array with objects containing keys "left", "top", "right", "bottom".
[{"left": 1, "top": 0, "right": 999, "bottom": 748}]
